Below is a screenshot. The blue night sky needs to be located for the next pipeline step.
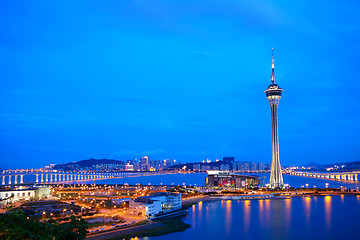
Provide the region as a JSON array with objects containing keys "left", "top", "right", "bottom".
[{"left": 1, "top": 1, "right": 360, "bottom": 169}]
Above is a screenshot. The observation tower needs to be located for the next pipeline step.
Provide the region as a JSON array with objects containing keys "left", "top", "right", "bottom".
[{"left": 264, "top": 49, "right": 284, "bottom": 189}]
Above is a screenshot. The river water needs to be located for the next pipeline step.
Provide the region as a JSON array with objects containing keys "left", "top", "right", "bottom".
[{"left": 144, "top": 195, "right": 360, "bottom": 240}]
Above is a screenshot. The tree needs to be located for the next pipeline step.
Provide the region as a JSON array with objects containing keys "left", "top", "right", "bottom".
[
  {"left": 54, "top": 216, "right": 88, "bottom": 240},
  {"left": 0, "top": 206, "right": 88, "bottom": 240}
]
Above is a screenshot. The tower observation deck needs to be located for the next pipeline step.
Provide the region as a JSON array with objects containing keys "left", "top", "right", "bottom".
[{"left": 264, "top": 49, "right": 284, "bottom": 189}]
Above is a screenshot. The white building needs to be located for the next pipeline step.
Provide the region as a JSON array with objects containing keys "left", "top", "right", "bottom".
[
  {"left": 129, "top": 192, "right": 182, "bottom": 218},
  {"left": 0, "top": 185, "right": 50, "bottom": 205}
]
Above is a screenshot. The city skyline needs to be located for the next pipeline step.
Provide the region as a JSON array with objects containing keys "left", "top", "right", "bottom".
[{"left": 1, "top": 1, "right": 360, "bottom": 169}]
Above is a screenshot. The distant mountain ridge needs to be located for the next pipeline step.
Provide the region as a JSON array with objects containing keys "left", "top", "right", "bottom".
[{"left": 54, "top": 159, "right": 125, "bottom": 170}]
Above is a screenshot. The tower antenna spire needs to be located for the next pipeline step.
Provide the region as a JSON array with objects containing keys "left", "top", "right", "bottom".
[{"left": 271, "top": 48, "right": 275, "bottom": 84}]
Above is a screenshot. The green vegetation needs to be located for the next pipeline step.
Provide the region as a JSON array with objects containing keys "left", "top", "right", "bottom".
[
  {"left": 88, "top": 221, "right": 119, "bottom": 228},
  {"left": 107, "top": 219, "right": 190, "bottom": 240},
  {"left": 22, "top": 200, "right": 65, "bottom": 206},
  {"left": 0, "top": 206, "right": 88, "bottom": 240}
]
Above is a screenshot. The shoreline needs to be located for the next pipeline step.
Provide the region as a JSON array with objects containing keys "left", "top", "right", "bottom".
[{"left": 85, "top": 192, "right": 360, "bottom": 239}]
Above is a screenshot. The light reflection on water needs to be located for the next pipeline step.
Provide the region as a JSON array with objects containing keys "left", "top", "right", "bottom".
[
  {"left": 284, "top": 198, "right": 291, "bottom": 229},
  {"left": 145, "top": 195, "right": 360, "bottom": 240},
  {"left": 304, "top": 196, "right": 311, "bottom": 225},
  {"left": 264, "top": 199, "right": 271, "bottom": 228},
  {"left": 243, "top": 200, "right": 250, "bottom": 233},
  {"left": 258, "top": 199, "right": 264, "bottom": 228},
  {"left": 324, "top": 196, "right": 332, "bottom": 230},
  {"left": 225, "top": 200, "right": 231, "bottom": 234}
]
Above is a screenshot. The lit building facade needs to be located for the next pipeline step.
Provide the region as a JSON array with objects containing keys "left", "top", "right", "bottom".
[{"left": 205, "top": 171, "right": 259, "bottom": 189}]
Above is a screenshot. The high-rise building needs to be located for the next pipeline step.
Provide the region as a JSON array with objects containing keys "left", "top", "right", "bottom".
[
  {"left": 140, "top": 156, "right": 150, "bottom": 171},
  {"left": 264, "top": 49, "right": 284, "bottom": 189},
  {"left": 258, "top": 162, "right": 265, "bottom": 171}
]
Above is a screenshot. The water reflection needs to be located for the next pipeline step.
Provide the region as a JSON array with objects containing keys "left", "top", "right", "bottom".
[
  {"left": 304, "top": 197, "right": 311, "bottom": 225},
  {"left": 284, "top": 198, "right": 292, "bottom": 228},
  {"left": 206, "top": 205, "right": 209, "bottom": 223},
  {"left": 264, "top": 199, "right": 270, "bottom": 228},
  {"left": 324, "top": 196, "right": 332, "bottom": 230},
  {"left": 192, "top": 203, "right": 196, "bottom": 227},
  {"left": 198, "top": 201, "right": 203, "bottom": 226},
  {"left": 225, "top": 200, "right": 232, "bottom": 234},
  {"left": 243, "top": 200, "right": 251, "bottom": 233},
  {"left": 258, "top": 200, "right": 264, "bottom": 228}
]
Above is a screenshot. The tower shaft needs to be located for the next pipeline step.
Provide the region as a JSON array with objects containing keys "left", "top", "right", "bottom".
[{"left": 269, "top": 102, "right": 283, "bottom": 188}]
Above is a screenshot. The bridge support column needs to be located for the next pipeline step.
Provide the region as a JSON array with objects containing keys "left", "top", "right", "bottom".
[
  {"left": 36, "top": 174, "right": 39, "bottom": 183},
  {"left": 45, "top": 174, "right": 48, "bottom": 182},
  {"left": 41, "top": 174, "right": 44, "bottom": 182},
  {"left": 14, "top": 175, "right": 17, "bottom": 184},
  {"left": 354, "top": 174, "right": 358, "bottom": 181},
  {"left": 8, "top": 175, "right": 12, "bottom": 185},
  {"left": 342, "top": 175, "right": 346, "bottom": 180},
  {"left": 348, "top": 174, "right": 353, "bottom": 181},
  {"left": 20, "top": 175, "right": 24, "bottom": 184},
  {"left": 50, "top": 174, "right": 53, "bottom": 182},
  {"left": 2, "top": 176, "right": 5, "bottom": 185}
]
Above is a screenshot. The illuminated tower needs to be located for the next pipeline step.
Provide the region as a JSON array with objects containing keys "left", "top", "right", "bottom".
[{"left": 264, "top": 49, "right": 284, "bottom": 189}]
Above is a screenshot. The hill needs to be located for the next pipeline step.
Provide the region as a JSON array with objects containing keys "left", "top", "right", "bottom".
[{"left": 54, "top": 159, "right": 125, "bottom": 171}]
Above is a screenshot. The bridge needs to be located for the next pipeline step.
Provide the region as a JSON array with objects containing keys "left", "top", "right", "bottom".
[
  {"left": 286, "top": 171, "right": 359, "bottom": 181},
  {"left": 0, "top": 171, "right": 147, "bottom": 185}
]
